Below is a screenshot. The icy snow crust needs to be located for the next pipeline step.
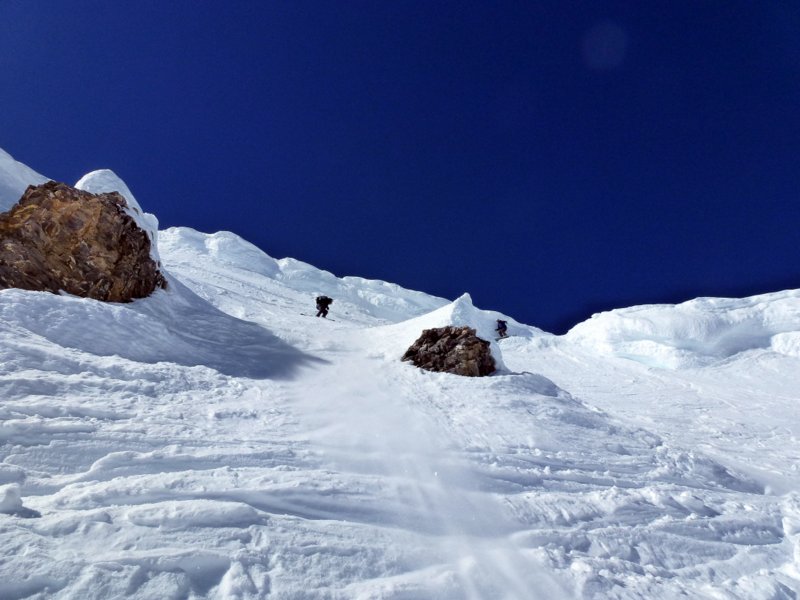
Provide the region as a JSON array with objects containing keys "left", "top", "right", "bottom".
[{"left": 0, "top": 163, "right": 798, "bottom": 598}]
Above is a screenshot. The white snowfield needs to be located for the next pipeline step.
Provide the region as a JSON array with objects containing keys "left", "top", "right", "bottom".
[{"left": 0, "top": 149, "right": 798, "bottom": 599}]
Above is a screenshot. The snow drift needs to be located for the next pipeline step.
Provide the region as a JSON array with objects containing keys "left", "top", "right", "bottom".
[{"left": 566, "top": 290, "right": 800, "bottom": 368}]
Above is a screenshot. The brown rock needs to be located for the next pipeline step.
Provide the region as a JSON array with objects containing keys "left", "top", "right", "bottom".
[
  {"left": 402, "top": 326, "right": 496, "bottom": 377},
  {"left": 0, "top": 181, "right": 165, "bottom": 302}
]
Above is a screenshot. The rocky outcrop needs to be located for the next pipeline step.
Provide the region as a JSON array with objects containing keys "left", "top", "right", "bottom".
[
  {"left": 0, "top": 181, "right": 166, "bottom": 302},
  {"left": 402, "top": 326, "right": 496, "bottom": 377}
]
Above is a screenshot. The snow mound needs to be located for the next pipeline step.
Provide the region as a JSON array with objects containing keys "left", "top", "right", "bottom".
[
  {"left": 566, "top": 289, "right": 800, "bottom": 368},
  {"left": 0, "top": 484, "right": 22, "bottom": 514},
  {"left": 0, "top": 147, "right": 49, "bottom": 211},
  {"left": 367, "top": 293, "right": 515, "bottom": 371},
  {"left": 0, "top": 483, "right": 38, "bottom": 518},
  {"left": 75, "top": 169, "right": 160, "bottom": 262}
]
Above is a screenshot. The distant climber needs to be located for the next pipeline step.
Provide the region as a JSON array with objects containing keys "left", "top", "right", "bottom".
[
  {"left": 316, "top": 295, "right": 333, "bottom": 318},
  {"left": 495, "top": 319, "right": 508, "bottom": 339}
]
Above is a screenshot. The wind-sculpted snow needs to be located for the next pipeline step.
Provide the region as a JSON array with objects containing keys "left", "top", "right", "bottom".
[
  {"left": 0, "top": 150, "right": 798, "bottom": 598},
  {"left": 159, "top": 226, "right": 449, "bottom": 324},
  {"left": 566, "top": 289, "right": 800, "bottom": 368}
]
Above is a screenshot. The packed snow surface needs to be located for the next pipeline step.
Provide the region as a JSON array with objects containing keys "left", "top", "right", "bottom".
[{"left": 0, "top": 154, "right": 798, "bottom": 599}]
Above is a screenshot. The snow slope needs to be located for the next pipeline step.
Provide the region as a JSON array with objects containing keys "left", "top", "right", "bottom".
[
  {"left": 0, "top": 152, "right": 798, "bottom": 599},
  {"left": 0, "top": 147, "right": 48, "bottom": 210}
]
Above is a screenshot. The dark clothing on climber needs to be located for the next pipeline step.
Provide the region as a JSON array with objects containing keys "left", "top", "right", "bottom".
[
  {"left": 496, "top": 319, "right": 508, "bottom": 338},
  {"left": 316, "top": 296, "right": 333, "bottom": 318}
]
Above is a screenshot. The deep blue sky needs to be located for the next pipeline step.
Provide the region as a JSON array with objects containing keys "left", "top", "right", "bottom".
[{"left": 2, "top": 1, "right": 799, "bottom": 333}]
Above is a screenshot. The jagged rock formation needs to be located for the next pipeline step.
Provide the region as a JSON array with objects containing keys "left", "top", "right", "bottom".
[
  {"left": 0, "top": 181, "right": 165, "bottom": 302},
  {"left": 402, "top": 326, "right": 496, "bottom": 377}
]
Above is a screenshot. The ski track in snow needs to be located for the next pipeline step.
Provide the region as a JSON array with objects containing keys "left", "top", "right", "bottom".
[{"left": 0, "top": 224, "right": 796, "bottom": 599}]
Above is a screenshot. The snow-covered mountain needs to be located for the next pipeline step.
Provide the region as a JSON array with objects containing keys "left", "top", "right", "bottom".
[{"left": 0, "top": 148, "right": 798, "bottom": 599}]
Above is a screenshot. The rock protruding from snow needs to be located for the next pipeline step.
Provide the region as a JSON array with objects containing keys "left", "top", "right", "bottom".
[
  {"left": 0, "top": 147, "right": 49, "bottom": 211},
  {"left": 0, "top": 181, "right": 166, "bottom": 302},
  {"left": 402, "top": 325, "right": 496, "bottom": 376},
  {"left": 367, "top": 293, "right": 527, "bottom": 371},
  {"left": 76, "top": 169, "right": 160, "bottom": 263}
]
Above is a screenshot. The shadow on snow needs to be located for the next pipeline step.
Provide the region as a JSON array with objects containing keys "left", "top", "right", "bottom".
[{"left": 0, "top": 276, "right": 324, "bottom": 380}]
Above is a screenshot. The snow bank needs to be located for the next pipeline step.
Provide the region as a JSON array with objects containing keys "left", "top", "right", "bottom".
[
  {"left": 566, "top": 289, "right": 800, "bottom": 368},
  {"left": 75, "top": 169, "right": 161, "bottom": 262},
  {"left": 0, "top": 147, "right": 49, "bottom": 211},
  {"left": 159, "top": 227, "right": 282, "bottom": 278}
]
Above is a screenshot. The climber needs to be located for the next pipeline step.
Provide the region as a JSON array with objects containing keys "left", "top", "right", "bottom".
[
  {"left": 315, "top": 295, "right": 333, "bottom": 318},
  {"left": 495, "top": 319, "right": 508, "bottom": 338}
]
